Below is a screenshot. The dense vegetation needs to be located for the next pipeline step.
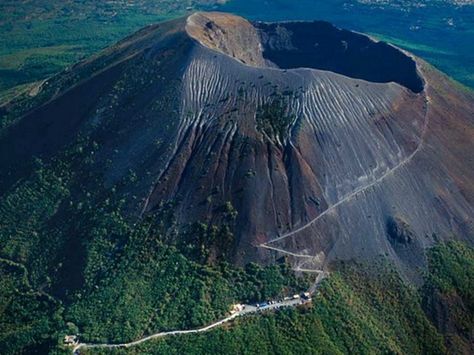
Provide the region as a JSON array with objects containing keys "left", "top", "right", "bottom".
[
  {"left": 422, "top": 242, "right": 474, "bottom": 353},
  {"left": 75, "top": 242, "right": 474, "bottom": 355},
  {"left": 87, "top": 263, "right": 440, "bottom": 354},
  {"left": 66, "top": 233, "right": 309, "bottom": 344},
  {"left": 0, "top": 258, "right": 63, "bottom": 354}
]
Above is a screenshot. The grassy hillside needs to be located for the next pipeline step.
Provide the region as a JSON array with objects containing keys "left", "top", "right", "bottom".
[
  {"left": 0, "top": 258, "right": 63, "bottom": 353},
  {"left": 422, "top": 242, "right": 474, "bottom": 353}
]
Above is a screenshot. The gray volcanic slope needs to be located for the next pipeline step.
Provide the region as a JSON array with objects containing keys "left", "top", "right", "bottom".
[{"left": 1, "top": 12, "right": 473, "bottom": 278}]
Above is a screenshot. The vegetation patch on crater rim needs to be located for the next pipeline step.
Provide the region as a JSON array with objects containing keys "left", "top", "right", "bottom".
[{"left": 256, "top": 95, "right": 295, "bottom": 144}]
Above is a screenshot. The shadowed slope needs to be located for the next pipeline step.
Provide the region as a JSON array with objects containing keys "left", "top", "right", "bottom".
[{"left": 255, "top": 21, "right": 424, "bottom": 93}]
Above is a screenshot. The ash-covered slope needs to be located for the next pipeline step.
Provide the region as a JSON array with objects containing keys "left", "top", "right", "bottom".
[{"left": 1, "top": 12, "right": 473, "bottom": 278}]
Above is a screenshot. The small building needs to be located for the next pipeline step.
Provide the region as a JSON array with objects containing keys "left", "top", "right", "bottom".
[
  {"left": 230, "top": 304, "right": 244, "bottom": 314},
  {"left": 64, "top": 335, "right": 78, "bottom": 346}
]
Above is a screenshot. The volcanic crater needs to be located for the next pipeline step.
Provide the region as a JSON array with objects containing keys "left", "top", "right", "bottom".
[{"left": 1, "top": 12, "right": 473, "bottom": 280}]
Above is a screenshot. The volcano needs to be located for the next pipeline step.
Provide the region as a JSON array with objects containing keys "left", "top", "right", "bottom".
[{"left": 1, "top": 12, "right": 473, "bottom": 279}]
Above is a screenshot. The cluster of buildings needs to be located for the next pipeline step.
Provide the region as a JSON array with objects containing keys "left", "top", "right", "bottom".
[{"left": 255, "top": 292, "right": 312, "bottom": 310}]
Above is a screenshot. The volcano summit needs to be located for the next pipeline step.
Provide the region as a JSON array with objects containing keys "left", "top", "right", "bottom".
[{"left": 1, "top": 12, "right": 473, "bottom": 279}]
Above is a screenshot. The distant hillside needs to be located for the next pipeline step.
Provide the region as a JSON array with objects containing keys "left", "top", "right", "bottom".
[{"left": 0, "top": 0, "right": 222, "bottom": 93}]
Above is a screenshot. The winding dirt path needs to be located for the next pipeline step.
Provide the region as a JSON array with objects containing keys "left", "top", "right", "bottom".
[
  {"left": 71, "top": 298, "right": 307, "bottom": 354},
  {"left": 73, "top": 313, "right": 240, "bottom": 353}
]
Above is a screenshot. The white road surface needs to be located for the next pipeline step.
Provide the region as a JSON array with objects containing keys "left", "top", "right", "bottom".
[{"left": 72, "top": 298, "right": 309, "bottom": 354}]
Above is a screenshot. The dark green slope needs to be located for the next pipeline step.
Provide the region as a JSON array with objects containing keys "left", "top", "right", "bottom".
[
  {"left": 422, "top": 242, "right": 474, "bottom": 353},
  {"left": 90, "top": 243, "right": 474, "bottom": 355},
  {"left": 0, "top": 17, "right": 192, "bottom": 195}
]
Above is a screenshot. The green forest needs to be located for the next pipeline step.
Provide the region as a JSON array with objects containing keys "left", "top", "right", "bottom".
[{"left": 85, "top": 242, "right": 474, "bottom": 355}]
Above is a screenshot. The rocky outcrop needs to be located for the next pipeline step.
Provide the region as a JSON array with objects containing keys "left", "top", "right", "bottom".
[
  {"left": 386, "top": 216, "right": 415, "bottom": 245},
  {"left": 186, "top": 12, "right": 266, "bottom": 67}
]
